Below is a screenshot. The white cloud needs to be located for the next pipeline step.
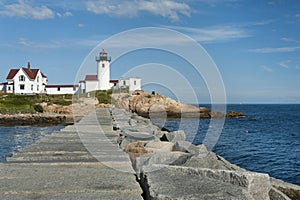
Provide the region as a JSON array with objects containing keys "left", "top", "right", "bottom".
[
  {"left": 261, "top": 65, "right": 273, "bottom": 72},
  {"left": 281, "top": 37, "right": 299, "bottom": 43},
  {"left": 18, "top": 37, "right": 63, "bottom": 49},
  {"left": 165, "top": 25, "right": 250, "bottom": 43},
  {"left": 57, "top": 11, "right": 72, "bottom": 18},
  {"left": 17, "top": 36, "right": 102, "bottom": 50},
  {"left": 18, "top": 38, "right": 30, "bottom": 46},
  {"left": 278, "top": 60, "right": 291, "bottom": 69},
  {"left": 78, "top": 23, "right": 85, "bottom": 28},
  {"left": 0, "top": 0, "right": 55, "bottom": 20},
  {"left": 248, "top": 46, "right": 300, "bottom": 53},
  {"left": 86, "top": 0, "right": 191, "bottom": 21}
]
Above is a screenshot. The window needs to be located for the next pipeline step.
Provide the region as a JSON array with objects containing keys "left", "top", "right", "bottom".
[
  {"left": 123, "top": 80, "right": 126, "bottom": 86},
  {"left": 19, "top": 75, "right": 25, "bottom": 81},
  {"left": 73, "top": 87, "right": 76, "bottom": 91},
  {"left": 134, "top": 80, "right": 136, "bottom": 85},
  {"left": 20, "top": 84, "right": 25, "bottom": 90},
  {"left": 102, "top": 63, "right": 105, "bottom": 68},
  {"left": 31, "top": 84, "right": 33, "bottom": 91},
  {"left": 37, "top": 85, "right": 39, "bottom": 91},
  {"left": 57, "top": 87, "right": 60, "bottom": 91},
  {"left": 37, "top": 76, "right": 39, "bottom": 82},
  {"left": 8, "top": 86, "right": 11, "bottom": 90}
]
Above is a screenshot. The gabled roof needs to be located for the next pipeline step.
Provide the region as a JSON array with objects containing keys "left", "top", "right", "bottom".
[
  {"left": 6, "top": 67, "right": 45, "bottom": 80},
  {"left": 6, "top": 69, "right": 19, "bottom": 80},
  {"left": 41, "top": 72, "right": 47, "bottom": 78},
  {"left": 22, "top": 68, "right": 39, "bottom": 80}
]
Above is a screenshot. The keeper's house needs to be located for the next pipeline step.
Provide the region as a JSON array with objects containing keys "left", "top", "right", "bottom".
[
  {"left": 1, "top": 62, "right": 78, "bottom": 95},
  {"left": 2, "top": 62, "right": 47, "bottom": 94}
]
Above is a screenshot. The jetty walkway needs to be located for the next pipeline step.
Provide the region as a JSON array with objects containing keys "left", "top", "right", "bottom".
[{"left": 0, "top": 108, "right": 143, "bottom": 199}]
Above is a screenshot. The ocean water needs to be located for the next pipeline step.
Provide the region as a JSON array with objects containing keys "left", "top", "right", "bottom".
[
  {"left": 0, "top": 126, "right": 63, "bottom": 162},
  {"left": 0, "top": 105, "right": 299, "bottom": 186},
  {"left": 157, "top": 104, "right": 300, "bottom": 185}
]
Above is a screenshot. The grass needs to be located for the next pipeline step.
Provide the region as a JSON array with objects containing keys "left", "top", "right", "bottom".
[
  {"left": 0, "top": 91, "right": 113, "bottom": 114},
  {"left": 95, "top": 90, "right": 112, "bottom": 104},
  {"left": 0, "top": 94, "right": 73, "bottom": 114}
]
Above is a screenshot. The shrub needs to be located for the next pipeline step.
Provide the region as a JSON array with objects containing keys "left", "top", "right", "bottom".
[
  {"left": 95, "top": 90, "right": 112, "bottom": 104},
  {"left": 34, "top": 104, "right": 44, "bottom": 113}
]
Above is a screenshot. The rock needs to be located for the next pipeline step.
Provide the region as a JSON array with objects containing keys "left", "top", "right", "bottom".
[
  {"left": 145, "top": 141, "right": 174, "bottom": 152},
  {"left": 160, "top": 130, "right": 186, "bottom": 143},
  {"left": 134, "top": 152, "right": 191, "bottom": 175},
  {"left": 172, "top": 140, "right": 200, "bottom": 155},
  {"left": 125, "top": 141, "right": 152, "bottom": 154},
  {"left": 270, "top": 177, "right": 300, "bottom": 200},
  {"left": 184, "top": 151, "right": 245, "bottom": 171},
  {"left": 140, "top": 164, "right": 271, "bottom": 200},
  {"left": 113, "top": 90, "right": 247, "bottom": 119},
  {"left": 121, "top": 130, "right": 157, "bottom": 142},
  {"left": 226, "top": 110, "right": 246, "bottom": 118},
  {"left": 269, "top": 187, "right": 292, "bottom": 200}
]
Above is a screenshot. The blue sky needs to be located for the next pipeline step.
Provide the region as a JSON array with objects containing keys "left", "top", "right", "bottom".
[{"left": 0, "top": 0, "right": 299, "bottom": 103}]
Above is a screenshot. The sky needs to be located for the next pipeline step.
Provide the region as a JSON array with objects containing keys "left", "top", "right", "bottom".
[{"left": 0, "top": 0, "right": 299, "bottom": 104}]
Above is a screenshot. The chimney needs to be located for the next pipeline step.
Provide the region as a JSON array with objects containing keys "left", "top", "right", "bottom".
[{"left": 27, "top": 61, "right": 30, "bottom": 70}]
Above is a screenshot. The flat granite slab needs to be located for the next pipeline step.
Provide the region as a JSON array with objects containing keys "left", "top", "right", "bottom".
[
  {"left": 1, "top": 108, "right": 143, "bottom": 200},
  {"left": 0, "top": 162, "right": 142, "bottom": 200}
]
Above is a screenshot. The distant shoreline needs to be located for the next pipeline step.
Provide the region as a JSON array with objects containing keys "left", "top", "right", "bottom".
[{"left": 0, "top": 113, "right": 80, "bottom": 126}]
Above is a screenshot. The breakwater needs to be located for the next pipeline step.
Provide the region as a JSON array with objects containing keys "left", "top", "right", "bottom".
[{"left": 0, "top": 108, "right": 299, "bottom": 199}]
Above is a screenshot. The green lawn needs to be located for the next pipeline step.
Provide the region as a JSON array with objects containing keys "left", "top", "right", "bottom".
[{"left": 0, "top": 94, "right": 73, "bottom": 114}]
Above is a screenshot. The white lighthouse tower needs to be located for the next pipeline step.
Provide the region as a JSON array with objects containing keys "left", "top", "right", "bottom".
[{"left": 96, "top": 49, "right": 111, "bottom": 90}]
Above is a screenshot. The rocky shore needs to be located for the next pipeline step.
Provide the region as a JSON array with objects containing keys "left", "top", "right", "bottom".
[
  {"left": 0, "top": 113, "right": 73, "bottom": 126},
  {"left": 112, "top": 108, "right": 300, "bottom": 200},
  {"left": 0, "top": 90, "right": 245, "bottom": 126},
  {"left": 0, "top": 97, "right": 105, "bottom": 126},
  {"left": 113, "top": 90, "right": 245, "bottom": 118}
]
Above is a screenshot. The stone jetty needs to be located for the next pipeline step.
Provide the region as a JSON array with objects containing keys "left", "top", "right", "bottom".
[
  {"left": 0, "top": 108, "right": 299, "bottom": 199},
  {"left": 0, "top": 108, "right": 142, "bottom": 199}
]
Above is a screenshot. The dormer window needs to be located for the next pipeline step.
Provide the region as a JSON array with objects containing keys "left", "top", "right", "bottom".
[{"left": 19, "top": 75, "right": 25, "bottom": 81}]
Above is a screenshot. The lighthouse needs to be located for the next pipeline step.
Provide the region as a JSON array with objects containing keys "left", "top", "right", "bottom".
[{"left": 96, "top": 49, "right": 111, "bottom": 90}]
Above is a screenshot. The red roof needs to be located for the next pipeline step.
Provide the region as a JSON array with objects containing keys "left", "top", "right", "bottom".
[
  {"left": 6, "top": 69, "right": 19, "bottom": 80},
  {"left": 41, "top": 72, "right": 47, "bottom": 78},
  {"left": 110, "top": 80, "right": 119, "bottom": 83},
  {"left": 6, "top": 67, "right": 45, "bottom": 80},
  {"left": 22, "top": 68, "right": 39, "bottom": 79},
  {"left": 85, "top": 75, "right": 98, "bottom": 81},
  {"left": 100, "top": 48, "right": 107, "bottom": 55}
]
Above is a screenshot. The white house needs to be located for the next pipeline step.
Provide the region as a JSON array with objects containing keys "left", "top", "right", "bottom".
[
  {"left": 45, "top": 85, "right": 79, "bottom": 95},
  {"left": 119, "top": 77, "right": 142, "bottom": 92},
  {"left": 79, "top": 49, "right": 142, "bottom": 93},
  {"left": 4, "top": 62, "right": 47, "bottom": 94}
]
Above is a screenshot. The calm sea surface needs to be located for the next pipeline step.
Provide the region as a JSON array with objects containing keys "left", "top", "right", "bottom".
[
  {"left": 0, "top": 105, "right": 299, "bottom": 185},
  {"left": 0, "top": 126, "right": 63, "bottom": 162},
  {"left": 155, "top": 104, "right": 300, "bottom": 185}
]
